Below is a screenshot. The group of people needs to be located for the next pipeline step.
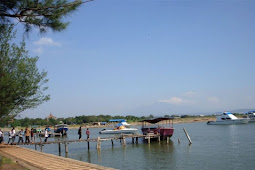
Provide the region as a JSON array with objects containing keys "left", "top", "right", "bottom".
[
  {"left": 0, "top": 129, "right": 4, "bottom": 144},
  {"left": 78, "top": 127, "right": 90, "bottom": 140},
  {"left": 4, "top": 127, "right": 36, "bottom": 145},
  {"left": 0, "top": 127, "right": 89, "bottom": 144}
]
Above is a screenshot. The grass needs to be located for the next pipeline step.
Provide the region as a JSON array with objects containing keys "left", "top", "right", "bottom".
[{"left": 0, "top": 155, "right": 28, "bottom": 170}]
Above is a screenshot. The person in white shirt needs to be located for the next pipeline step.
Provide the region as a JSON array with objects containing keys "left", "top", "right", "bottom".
[
  {"left": 44, "top": 129, "right": 48, "bottom": 142},
  {"left": 7, "top": 130, "right": 12, "bottom": 144},
  {"left": 18, "top": 129, "right": 24, "bottom": 144},
  {"left": 0, "top": 129, "right": 4, "bottom": 144},
  {"left": 11, "top": 128, "right": 16, "bottom": 144}
]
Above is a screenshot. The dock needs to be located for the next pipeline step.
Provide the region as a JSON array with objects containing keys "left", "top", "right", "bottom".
[
  {"left": 0, "top": 145, "right": 116, "bottom": 170},
  {"left": 11, "top": 134, "right": 163, "bottom": 153}
]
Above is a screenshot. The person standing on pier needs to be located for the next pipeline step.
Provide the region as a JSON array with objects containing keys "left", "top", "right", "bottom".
[
  {"left": 31, "top": 128, "right": 34, "bottom": 143},
  {"left": 25, "top": 128, "right": 30, "bottom": 143},
  {"left": 0, "top": 129, "right": 4, "bottom": 144},
  {"left": 44, "top": 129, "right": 49, "bottom": 142},
  {"left": 11, "top": 128, "right": 16, "bottom": 144},
  {"left": 17, "top": 129, "right": 24, "bottom": 144},
  {"left": 7, "top": 130, "right": 12, "bottom": 144},
  {"left": 86, "top": 128, "right": 90, "bottom": 139},
  {"left": 78, "top": 126, "right": 82, "bottom": 140}
]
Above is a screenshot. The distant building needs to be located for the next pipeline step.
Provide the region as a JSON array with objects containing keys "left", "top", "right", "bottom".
[{"left": 46, "top": 113, "right": 57, "bottom": 121}]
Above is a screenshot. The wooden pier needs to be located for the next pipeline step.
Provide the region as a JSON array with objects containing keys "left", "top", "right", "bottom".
[
  {"left": 13, "top": 134, "right": 165, "bottom": 153},
  {"left": 0, "top": 145, "right": 116, "bottom": 170}
]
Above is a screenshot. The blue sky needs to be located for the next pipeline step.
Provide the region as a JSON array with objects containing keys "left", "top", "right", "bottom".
[{"left": 17, "top": 0, "right": 255, "bottom": 118}]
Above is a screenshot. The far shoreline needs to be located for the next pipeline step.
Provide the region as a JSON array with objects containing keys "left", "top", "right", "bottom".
[{"left": 1, "top": 116, "right": 216, "bottom": 132}]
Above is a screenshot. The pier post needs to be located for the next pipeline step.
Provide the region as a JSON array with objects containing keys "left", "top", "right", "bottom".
[
  {"left": 183, "top": 128, "right": 192, "bottom": 145},
  {"left": 65, "top": 142, "right": 68, "bottom": 153},
  {"left": 122, "top": 136, "right": 126, "bottom": 146},
  {"left": 178, "top": 138, "right": 180, "bottom": 144},
  {"left": 40, "top": 138, "right": 43, "bottom": 152},
  {"left": 87, "top": 139, "right": 90, "bottom": 150},
  {"left": 148, "top": 134, "right": 150, "bottom": 144},
  {"left": 58, "top": 139, "right": 61, "bottom": 155},
  {"left": 35, "top": 144, "right": 37, "bottom": 150},
  {"left": 111, "top": 139, "right": 114, "bottom": 147},
  {"left": 136, "top": 137, "right": 138, "bottom": 143},
  {"left": 166, "top": 137, "right": 169, "bottom": 144},
  {"left": 132, "top": 135, "right": 134, "bottom": 144},
  {"left": 97, "top": 137, "right": 101, "bottom": 150},
  {"left": 157, "top": 135, "right": 160, "bottom": 143}
]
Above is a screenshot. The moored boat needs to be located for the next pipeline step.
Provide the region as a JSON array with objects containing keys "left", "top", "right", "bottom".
[
  {"left": 99, "top": 127, "right": 138, "bottom": 134},
  {"left": 54, "top": 124, "right": 68, "bottom": 135},
  {"left": 207, "top": 112, "right": 249, "bottom": 125},
  {"left": 99, "top": 119, "right": 138, "bottom": 134},
  {"left": 247, "top": 111, "right": 255, "bottom": 122},
  {"left": 141, "top": 117, "right": 174, "bottom": 140}
]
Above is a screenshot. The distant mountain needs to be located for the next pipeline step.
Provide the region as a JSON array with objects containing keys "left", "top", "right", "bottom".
[{"left": 229, "top": 109, "right": 255, "bottom": 113}]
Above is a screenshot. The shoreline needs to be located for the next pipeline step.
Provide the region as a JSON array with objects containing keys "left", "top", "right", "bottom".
[{"left": 0, "top": 117, "right": 215, "bottom": 132}]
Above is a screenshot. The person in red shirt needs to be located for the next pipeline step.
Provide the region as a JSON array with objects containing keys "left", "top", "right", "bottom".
[{"left": 86, "top": 128, "right": 90, "bottom": 139}]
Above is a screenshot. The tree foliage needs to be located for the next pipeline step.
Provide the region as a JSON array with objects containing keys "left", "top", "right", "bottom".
[
  {"left": 0, "top": 0, "right": 91, "bottom": 33},
  {"left": 0, "top": 24, "right": 50, "bottom": 119}
]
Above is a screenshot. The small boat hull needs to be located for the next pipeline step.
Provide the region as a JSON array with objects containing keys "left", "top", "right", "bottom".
[
  {"left": 207, "top": 119, "right": 249, "bottom": 125},
  {"left": 141, "top": 127, "right": 174, "bottom": 139},
  {"left": 99, "top": 128, "right": 138, "bottom": 134},
  {"left": 54, "top": 127, "right": 68, "bottom": 133}
]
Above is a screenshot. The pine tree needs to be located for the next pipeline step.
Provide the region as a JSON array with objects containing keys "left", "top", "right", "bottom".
[
  {"left": 0, "top": 0, "right": 92, "bottom": 33},
  {"left": 0, "top": 24, "right": 50, "bottom": 118}
]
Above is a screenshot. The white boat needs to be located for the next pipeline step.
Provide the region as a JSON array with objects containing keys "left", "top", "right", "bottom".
[
  {"left": 99, "top": 119, "right": 138, "bottom": 134},
  {"left": 248, "top": 111, "right": 255, "bottom": 122},
  {"left": 207, "top": 112, "right": 249, "bottom": 125},
  {"left": 99, "top": 127, "right": 138, "bottom": 134}
]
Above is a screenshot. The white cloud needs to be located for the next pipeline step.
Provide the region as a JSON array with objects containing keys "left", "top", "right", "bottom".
[
  {"left": 33, "top": 47, "right": 43, "bottom": 55},
  {"left": 207, "top": 96, "right": 220, "bottom": 103},
  {"left": 33, "top": 37, "right": 61, "bottom": 47},
  {"left": 183, "top": 91, "right": 197, "bottom": 97},
  {"left": 159, "top": 97, "right": 184, "bottom": 105}
]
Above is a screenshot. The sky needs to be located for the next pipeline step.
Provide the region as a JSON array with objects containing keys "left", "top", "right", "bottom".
[{"left": 15, "top": 0, "right": 255, "bottom": 118}]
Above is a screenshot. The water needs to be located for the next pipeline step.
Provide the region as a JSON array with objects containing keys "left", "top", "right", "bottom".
[{"left": 4, "top": 123, "right": 255, "bottom": 169}]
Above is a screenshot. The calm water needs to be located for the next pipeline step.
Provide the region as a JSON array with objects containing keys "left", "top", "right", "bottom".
[{"left": 5, "top": 122, "right": 255, "bottom": 170}]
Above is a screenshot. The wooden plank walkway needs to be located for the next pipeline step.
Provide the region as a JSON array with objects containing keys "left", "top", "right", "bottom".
[
  {"left": 15, "top": 134, "right": 160, "bottom": 146},
  {"left": 0, "top": 145, "right": 116, "bottom": 170}
]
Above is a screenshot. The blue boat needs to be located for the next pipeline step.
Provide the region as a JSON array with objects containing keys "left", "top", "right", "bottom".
[{"left": 54, "top": 124, "right": 68, "bottom": 135}]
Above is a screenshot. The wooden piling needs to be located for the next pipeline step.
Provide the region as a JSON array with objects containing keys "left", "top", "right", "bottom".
[
  {"left": 148, "top": 134, "right": 150, "bottom": 144},
  {"left": 97, "top": 137, "right": 101, "bottom": 150},
  {"left": 166, "top": 137, "right": 169, "bottom": 144},
  {"left": 111, "top": 139, "right": 114, "bottom": 147},
  {"left": 58, "top": 139, "right": 61, "bottom": 155},
  {"left": 178, "top": 138, "right": 180, "bottom": 144},
  {"left": 122, "top": 136, "right": 126, "bottom": 146},
  {"left": 157, "top": 135, "right": 160, "bottom": 143},
  {"left": 65, "top": 142, "right": 68, "bottom": 153},
  {"left": 40, "top": 138, "right": 42, "bottom": 152},
  {"left": 183, "top": 128, "right": 192, "bottom": 145},
  {"left": 136, "top": 137, "right": 138, "bottom": 143},
  {"left": 87, "top": 138, "right": 90, "bottom": 150}
]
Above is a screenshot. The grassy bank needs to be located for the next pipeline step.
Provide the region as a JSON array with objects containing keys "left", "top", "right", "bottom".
[{"left": 0, "top": 154, "right": 27, "bottom": 170}]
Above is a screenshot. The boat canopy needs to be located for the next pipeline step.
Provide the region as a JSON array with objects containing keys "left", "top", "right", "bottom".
[
  {"left": 140, "top": 117, "right": 174, "bottom": 124},
  {"left": 223, "top": 112, "right": 232, "bottom": 115},
  {"left": 108, "top": 119, "right": 126, "bottom": 122},
  {"left": 54, "top": 124, "right": 68, "bottom": 127}
]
